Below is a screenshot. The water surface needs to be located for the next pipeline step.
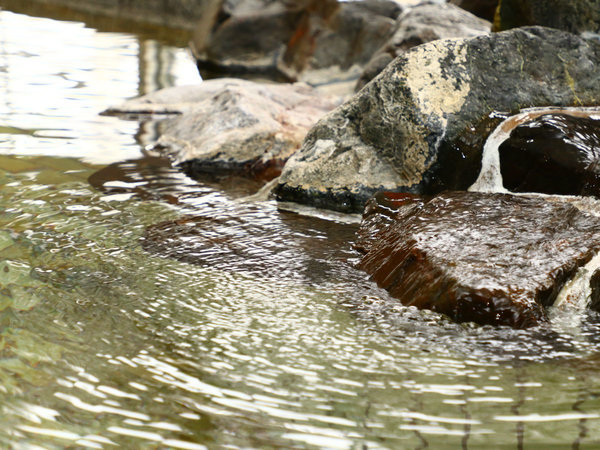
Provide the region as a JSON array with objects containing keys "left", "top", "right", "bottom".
[{"left": 1, "top": 6, "right": 600, "bottom": 449}]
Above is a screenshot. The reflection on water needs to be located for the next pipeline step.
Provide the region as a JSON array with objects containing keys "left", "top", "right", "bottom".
[
  {"left": 0, "top": 8, "right": 198, "bottom": 164},
  {"left": 1, "top": 5, "right": 600, "bottom": 450}
]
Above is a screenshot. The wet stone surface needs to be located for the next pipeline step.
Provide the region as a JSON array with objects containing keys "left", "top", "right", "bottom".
[
  {"left": 499, "top": 113, "right": 600, "bottom": 196},
  {"left": 355, "top": 191, "right": 600, "bottom": 328}
]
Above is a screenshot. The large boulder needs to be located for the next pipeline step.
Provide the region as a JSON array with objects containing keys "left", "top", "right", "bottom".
[
  {"left": 494, "top": 0, "right": 600, "bottom": 34},
  {"left": 356, "top": 2, "right": 491, "bottom": 91},
  {"left": 355, "top": 191, "right": 600, "bottom": 328},
  {"left": 498, "top": 112, "right": 600, "bottom": 196},
  {"left": 104, "top": 78, "right": 342, "bottom": 180},
  {"left": 191, "top": 0, "right": 401, "bottom": 83},
  {"left": 274, "top": 27, "right": 600, "bottom": 212}
]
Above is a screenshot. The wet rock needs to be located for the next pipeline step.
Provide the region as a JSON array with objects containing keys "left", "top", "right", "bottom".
[
  {"left": 191, "top": 0, "right": 400, "bottom": 84},
  {"left": 494, "top": 0, "right": 600, "bottom": 34},
  {"left": 355, "top": 191, "right": 600, "bottom": 328},
  {"left": 275, "top": 27, "right": 600, "bottom": 213},
  {"left": 591, "top": 269, "right": 600, "bottom": 311},
  {"left": 499, "top": 113, "right": 600, "bottom": 196},
  {"left": 105, "top": 78, "right": 342, "bottom": 181},
  {"left": 356, "top": 3, "right": 491, "bottom": 91},
  {"left": 449, "top": 0, "right": 499, "bottom": 21}
]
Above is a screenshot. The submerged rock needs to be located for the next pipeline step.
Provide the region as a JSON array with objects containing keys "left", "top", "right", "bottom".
[
  {"left": 191, "top": 0, "right": 400, "bottom": 84},
  {"left": 355, "top": 191, "right": 600, "bottom": 328},
  {"left": 105, "top": 78, "right": 342, "bottom": 181},
  {"left": 142, "top": 203, "right": 358, "bottom": 283},
  {"left": 356, "top": 3, "right": 491, "bottom": 91},
  {"left": 275, "top": 27, "right": 600, "bottom": 212},
  {"left": 499, "top": 113, "right": 600, "bottom": 196},
  {"left": 494, "top": 0, "right": 600, "bottom": 34}
]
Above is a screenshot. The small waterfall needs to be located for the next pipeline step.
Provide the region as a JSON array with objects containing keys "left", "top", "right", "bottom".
[{"left": 468, "top": 107, "right": 600, "bottom": 323}]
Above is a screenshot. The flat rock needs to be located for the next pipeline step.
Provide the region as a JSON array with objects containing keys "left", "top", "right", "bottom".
[
  {"left": 499, "top": 113, "right": 600, "bottom": 196},
  {"left": 495, "top": 0, "right": 600, "bottom": 34},
  {"left": 275, "top": 27, "right": 600, "bottom": 212},
  {"left": 356, "top": 2, "right": 491, "bottom": 91},
  {"left": 105, "top": 78, "right": 342, "bottom": 180},
  {"left": 355, "top": 191, "right": 600, "bottom": 328}
]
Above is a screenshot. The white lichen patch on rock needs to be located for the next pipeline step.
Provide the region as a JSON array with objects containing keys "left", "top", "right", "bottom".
[
  {"left": 400, "top": 38, "right": 470, "bottom": 127},
  {"left": 279, "top": 137, "right": 401, "bottom": 193}
]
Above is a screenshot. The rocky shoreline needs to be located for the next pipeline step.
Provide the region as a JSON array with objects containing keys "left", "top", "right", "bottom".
[{"left": 97, "top": 0, "right": 600, "bottom": 327}]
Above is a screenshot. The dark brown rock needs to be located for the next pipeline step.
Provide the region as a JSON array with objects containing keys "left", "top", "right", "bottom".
[
  {"left": 355, "top": 191, "right": 600, "bottom": 328},
  {"left": 499, "top": 113, "right": 600, "bottom": 196},
  {"left": 591, "top": 269, "right": 600, "bottom": 311}
]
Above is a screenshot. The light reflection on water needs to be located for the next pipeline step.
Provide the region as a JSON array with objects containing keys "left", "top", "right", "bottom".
[{"left": 1, "top": 6, "right": 600, "bottom": 450}]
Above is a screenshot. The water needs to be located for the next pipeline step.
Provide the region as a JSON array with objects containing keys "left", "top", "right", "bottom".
[{"left": 2, "top": 6, "right": 600, "bottom": 449}]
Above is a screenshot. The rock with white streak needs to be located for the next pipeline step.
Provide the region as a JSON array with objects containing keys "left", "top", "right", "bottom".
[{"left": 274, "top": 26, "right": 600, "bottom": 212}]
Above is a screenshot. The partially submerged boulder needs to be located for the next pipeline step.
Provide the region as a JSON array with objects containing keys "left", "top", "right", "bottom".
[
  {"left": 275, "top": 27, "right": 600, "bottom": 212},
  {"left": 191, "top": 0, "right": 400, "bottom": 84},
  {"left": 494, "top": 0, "right": 600, "bottom": 34},
  {"left": 142, "top": 204, "right": 358, "bottom": 283},
  {"left": 355, "top": 191, "right": 600, "bottom": 328},
  {"left": 356, "top": 2, "right": 491, "bottom": 91},
  {"left": 104, "top": 78, "right": 342, "bottom": 180},
  {"left": 499, "top": 113, "right": 600, "bottom": 196}
]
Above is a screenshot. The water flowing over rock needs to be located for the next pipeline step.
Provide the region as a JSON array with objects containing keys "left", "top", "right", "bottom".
[
  {"left": 499, "top": 113, "right": 600, "bottom": 196},
  {"left": 355, "top": 191, "right": 600, "bottom": 328},
  {"left": 356, "top": 2, "right": 491, "bottom": 91},
  {"left": 275, "top": 26, "right": 600, "bottom": 213},
  {"left": 190, "top": 0, "right": 401, "bottom": 84},
  {"left": 494, "top": 0, "right": 600, "bottom": 34},
  {"left": 104, "top": 78, "right": 342, "bottom": 181}
]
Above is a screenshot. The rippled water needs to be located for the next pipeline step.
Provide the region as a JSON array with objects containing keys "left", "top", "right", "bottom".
[{"left": 2, "top": 6, "right": 600, "bottom": 449}]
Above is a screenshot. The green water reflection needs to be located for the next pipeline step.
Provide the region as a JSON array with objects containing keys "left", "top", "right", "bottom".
[{"left": 1, "top": 5, "right": 600, "bottom": 450}]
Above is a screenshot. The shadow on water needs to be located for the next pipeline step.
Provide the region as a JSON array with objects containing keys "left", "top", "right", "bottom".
[{"left": 88, "top": 154, "right": 600, "bottom": 366}]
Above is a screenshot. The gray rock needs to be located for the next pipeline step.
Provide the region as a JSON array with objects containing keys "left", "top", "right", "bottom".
[
  {"left": 191, "top": 0, "right": 400, "bottom": 84},
  {"left": 356, "top": 2, "right": 491, "bottom": 91},
  {"left": 495, "top": 0, "right": 600, "bottom": 34},
  {"left": 105, "top": 78, "right": 343, "bottom": 180},
  {"left": 275, "top": 27, "right": 600, "bottom": 212}
]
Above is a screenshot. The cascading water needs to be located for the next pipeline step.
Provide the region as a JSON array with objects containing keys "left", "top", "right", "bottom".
[{"left": 469, "top": 107, "right": 600, "bottom": 322}]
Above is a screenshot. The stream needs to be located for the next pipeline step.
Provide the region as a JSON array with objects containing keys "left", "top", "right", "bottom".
[{"left": 2, "top": 5, "right": 600, "bottom": 449}]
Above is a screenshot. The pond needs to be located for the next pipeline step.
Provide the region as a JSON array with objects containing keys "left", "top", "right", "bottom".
[{"left": 1, "top": 5, "right": 600, "bottom": 449}]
